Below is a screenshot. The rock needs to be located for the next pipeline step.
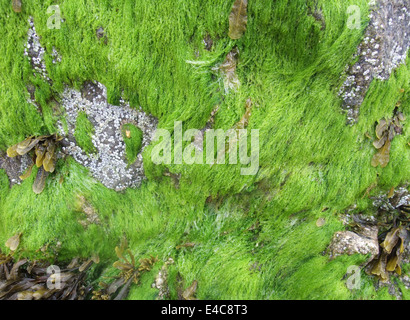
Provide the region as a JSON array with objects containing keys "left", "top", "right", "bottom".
[
  {"left": 12, "top": 0, "right": 22, "bottom": 13},
  {"left": 339, "top": 0, "right": 410, "bottom": 124},
  {"left": 372, "top": 186, "right": 410, "bottom": 211},
  {"left": 58, "top": 81, "right": 158, "bottom": 191},
  {"left": 316, "top": 217, "right": 326, "bottom": 227},
  {"left": 0, "top": 151, "right": 33, "bottom": 188},
  {"left": 327, "top": 224, "right": 379, "bottom": 259},
  {"left": 24, "top": 17, "right": 50, "bottom": 83}
]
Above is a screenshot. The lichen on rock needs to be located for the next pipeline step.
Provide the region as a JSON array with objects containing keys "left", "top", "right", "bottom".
[
  {"left": 58, "top": 81, "right": 158, "bottom": 191},
  {"left": 21, "top": 18, "right": 158, "bottom": 192},
  {"left": 0, "top": 151, "right": 32, "bottom": 187},
  {"left": 24, "top": 17, "right": 50, "bottom": 83},
  {"left": 339, "top": 0, "right": 410, "bottom": 124}
]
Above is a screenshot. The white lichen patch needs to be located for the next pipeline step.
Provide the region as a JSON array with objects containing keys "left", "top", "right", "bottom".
[
  {"left": 51, "top": 46, "right": 62, "bottom": 64},
  {"left": 21, "top": 18, "right": 157, "bottom": 191},
  {"left": 339, "top": 0, "right": 410, "bottom": 124},
  {"left": 58, "top": 81, "right": 158, "bottom": 191},
  {"left": 24, "top": 17, "right": 49, "bottom": 82}
]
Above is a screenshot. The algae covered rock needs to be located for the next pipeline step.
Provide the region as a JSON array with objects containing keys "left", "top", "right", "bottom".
[{"left": 1, "top": 0, "right": 410, "bottom": 301}]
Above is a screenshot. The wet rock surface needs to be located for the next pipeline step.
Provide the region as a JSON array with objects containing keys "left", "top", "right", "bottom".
[
  {"left": 339, "top": 0, "right": 410, "bottom": 124},
  {"left": 152, "top": 258, "right": 174, "bottom": 300},
  {"left": 307, "top": 2, "right": 326, "bottom": 31},
  {"left": 96, "top": 26, "right": 108, "bottom": 45}
]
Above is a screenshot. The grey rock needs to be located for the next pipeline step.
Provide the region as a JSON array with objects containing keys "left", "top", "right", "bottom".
[
  {"left": 339, "top": 0, "right": 410, "bottom": 124},
  {"left": 327, "top": 224, "right": 379, "bottom": 259},
  {"left": 58, "top": 81, "right": 158, "bottom": 191}
]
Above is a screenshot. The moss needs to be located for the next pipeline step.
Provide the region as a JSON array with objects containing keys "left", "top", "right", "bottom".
[
  {"left": 74, "top": 111, "right": 96, "bottom": 155},
  {"left": 0, "top": 0, "right": 410, "bottom": 299},
  {"left": 121, "top": 123, "right": 143, "bottom": 165}
]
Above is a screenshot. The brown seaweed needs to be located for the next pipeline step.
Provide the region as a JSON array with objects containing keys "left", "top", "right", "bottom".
[
  {"left": 0, "top": 238, "right": 95, "bottom": 300},
  {"left": 228, "top": 0, "right": 248, "bottom": 40},
  {"left": 371, "top": 112, "right": 405, "bottom": 168},
  {"left": 92, "top": 238, "right": 158, "bottom": 300},
  {"left": 6, "top": 134, "right": 62, "bottom": 194}
]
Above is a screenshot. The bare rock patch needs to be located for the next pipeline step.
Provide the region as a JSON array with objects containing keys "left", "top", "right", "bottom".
[{"left": 339, "top": 0, "right": 410, "bottom": 124}]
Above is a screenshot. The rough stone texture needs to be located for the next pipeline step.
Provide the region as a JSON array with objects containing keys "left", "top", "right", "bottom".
[
  {"left": 24, "top": 17, "right": 49, "bottom": 83},
  {"left": 57, "top": 81, "right": 158, "bottom": 191},
  {"left": 400, "top": 274, "right": 410, "bottom": 290},
  {"left": 327, "top": 224, "right": 379, "bottom": 259},
  {"left": 51, "top": 46, "right": 62, "bottom": 64},
  {"left": 307, "top": 2, "right": 326, "bottom": 31},
  {"left": 152, "top": 258, "right": 174, "bottom": 300},
  {"left": 75, "top": 194, "right": 102, "bottom": 228},
  {"left": 96, "top": 26, "right": 108, "bottom": 45},
  {"left": 20, "top": 17, "right": 159, "bottom": 192},
  {"left": 0, "top": 151, "right": 33, "bottom": 187},
  {"left": 372, "top": 186, "right": 410, "bottom": 211},
  {"left": 339, "top": 0, "right": 410, "bottom": 124}
]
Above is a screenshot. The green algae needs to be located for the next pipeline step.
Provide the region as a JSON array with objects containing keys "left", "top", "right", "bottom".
[
  {"left": 74, "top": 111, "right": 96, "bottom": 155},
  {"left": 0, "top": 0, "right": 409, "bottom": 300},
  {"left": 121, "top": 123, "right": 143, "bottom": 165}
]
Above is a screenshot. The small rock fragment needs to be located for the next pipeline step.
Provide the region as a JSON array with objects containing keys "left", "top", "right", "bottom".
[{"left": 327, "top": 224, "right": 379, "bottom": 259}]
